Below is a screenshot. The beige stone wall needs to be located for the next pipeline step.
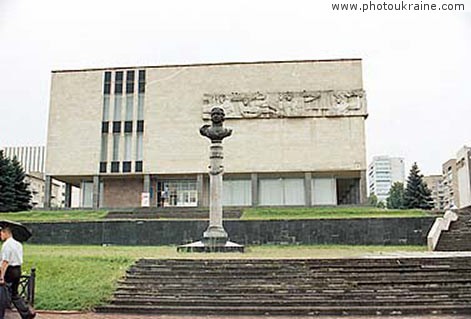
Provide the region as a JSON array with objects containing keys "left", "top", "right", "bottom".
[
  {"left": 46, "top": 71, "right": 102, "bottom": 176},
  {"left": 47, "top": 60, "right": 366, "bottom": 178},
  {"left": 103, "top": 177, "right": 142, "bottom": 208},
  {"left": 145, "top": 60, "right": 366, "bottom": 174}
]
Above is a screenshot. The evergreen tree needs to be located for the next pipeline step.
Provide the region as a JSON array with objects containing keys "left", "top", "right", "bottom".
[
  {"left": 11, "top": 156, "right": 32, "bottom": 211},
  {"left": 0, "top": 151, "right": 16, "bottom": 212},
  {"left": 387, "top": 182, "right": 405, "bottom": 209},
  {"left": 404, "top": 162, "right": 433, "bottom": 210}
]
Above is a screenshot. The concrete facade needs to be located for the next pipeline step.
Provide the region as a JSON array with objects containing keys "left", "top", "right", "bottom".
[
  {"left": 423, "top": 175, "right": 445, "bottom": 211},
  {"left": 442, "top": 159, "right": 460, "bottom": 209},
  {"left": 46, "top": 59, "right": 368, "bottom": 208},
  {"left": 456, "top": 146, "right": 471, "bottom": 208}
]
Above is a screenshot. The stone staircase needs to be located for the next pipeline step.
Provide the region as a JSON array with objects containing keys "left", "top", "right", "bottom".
[
  {"left": 436, "top": 207, "right": 471, "bottom": 251},
  {"left": 96, "top": 257, "right": 471, "bottom": 316}
]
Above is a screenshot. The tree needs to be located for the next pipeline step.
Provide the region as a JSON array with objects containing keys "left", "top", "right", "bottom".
[
  {"left": 11, "top": 157, "right": 32, "bottom": 211},
  {"left": 0, "top": 151, "right": 32, "bottom": 212},
  {"left": 387, "top": 182, "right": 405, "bottom": 209},
  {"left": 404, "top": 162, "right": 433, "bottom": 210},
  {"left": 367, "top": 194, "right": 378, "bottom": 207}
]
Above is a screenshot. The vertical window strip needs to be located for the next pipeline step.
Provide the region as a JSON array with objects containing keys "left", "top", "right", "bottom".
[
  {"left": 113, "top": 95, "right": 122, "bottom": 121},
  {"left": 102, "top": 95, "right": 110, "bottom": 121},
  {"left": 115, "top": 71, "right": 123, "bottom": 94},
  {"left": 138, "top": 70, "right": 146, "bottom": 93},
  {"left": 137, "top": 93, "right": 145, "bottom": 120},
  {"left": 125, "top": 95, "right": 133, "bottom": 121},
  {"left": 136, "top": 133, "right": 143, "bottom": 161},
  {"left": 124, "top": 134, "right": 132, "bottom": 161},
  {"left": 112, "top": 134, "right": 120, "bottom": 161},
  {"left": 101, "top": 134, "right": 108, "bottom": 162},
  {"left": 126, "top": 70, "right": 135, "bottom": 94},
  {"left": 104, "top": 71, "right": 111, "bottom": 95}
]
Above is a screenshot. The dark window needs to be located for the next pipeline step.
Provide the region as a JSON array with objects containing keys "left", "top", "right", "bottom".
[
  {"left": 124, "top": 121, "right": 133, "bottom": 133},
  {"left": 123, "top": 161, "right": 131, "bottom": 173},
  {"left": 115, "top": 71, "right": 123, "bottom": 94},
  {"left": 138, "top": 70, "right": 146, "bottom": 93},
  {"left": 99, "top": 162, "right": 107, "bottom": 173},
  {"left": 137, "top": 120, "right": 144, "bottom": 132},
  {"left": 126, "top": 71, "right": 135, "bottom": 94},
  {"left": 111, "top": 161, "right": 120, "bottom": 173},
  {"left": 135, "top": 161, "right": 143, "bottom": 172},
  {"left": 104, "top": 72, "right": 111, "bottom": 94},
  {"left": 112, "top": 121, "right": 121, "bottom": 133},
  {"left": 101, "top": 121, "right": 109, "bottom": 133}
]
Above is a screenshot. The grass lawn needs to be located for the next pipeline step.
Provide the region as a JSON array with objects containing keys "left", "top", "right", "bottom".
[
  {"left": 22, "top": 244, "right": 427, "bottom": 311},
  {"left": 0, "top": 210, "right": 108, "bottom": 222},
  {"left": 241, "top": 207, "right": 433, "bottom": 220}
]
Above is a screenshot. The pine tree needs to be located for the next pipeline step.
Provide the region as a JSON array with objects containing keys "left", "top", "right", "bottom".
[
  {"left": 11, "top": 156, "right": 32, "bottom": 211},
  {"left": 404, "top": 162, "right": 433, "bottom": 210},
  {"left": 387, "top": 182, "right": 405, "bottom": 209},
  {"left": 0, "top": 151, "right": 16, "bottom": 212}
]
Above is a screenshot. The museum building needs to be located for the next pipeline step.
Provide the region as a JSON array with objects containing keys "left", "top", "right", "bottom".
[{"left": 45, "top": 59, "right": 368, "bottom": 208}]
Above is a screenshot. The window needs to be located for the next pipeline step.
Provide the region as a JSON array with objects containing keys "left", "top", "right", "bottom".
[
  {"left": 112, "top": 121, "right": 121, "bottom": 133},
  {"left": 111, "top": 161, "right": 120, "bottom": 173},
  {"left": 135, "top": 161, "right": 143, "bottom": 172},
  {"left": 124, "top": 121, "right": 133, "bottom": 133},
  {"left": 138, "top": 70, "right": 145, "bottom": 93},
  {"left": 137, "top": 120, "right": 144, "bottom": 132},
  {"left": 126, "top": 71, "right": 135, "bottom": 94},
  {"left": 99, "top": 162, "right": 107, "bottom": 173},
  {"left": 123, "top": 161, "right": 131, "bottom": 173},
  {"left": 114, "top": 71, "right": 123, "bottom": 94},
  {"left": 103, "top": 72, "right": 111, "bottom": 95},
  {"left": 101, "top": 121, "right": 109, "bottom": 133}
]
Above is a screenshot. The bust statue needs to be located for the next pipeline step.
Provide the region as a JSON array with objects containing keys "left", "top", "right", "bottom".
[{"left": 200, "top": 107, "right": 232, "bottom": 143}]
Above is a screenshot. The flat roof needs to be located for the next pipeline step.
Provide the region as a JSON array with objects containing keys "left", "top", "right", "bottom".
[{"left": 52, "top": 58, "right": 362, "bottom": 73}]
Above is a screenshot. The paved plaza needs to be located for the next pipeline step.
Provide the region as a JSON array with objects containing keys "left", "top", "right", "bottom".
[{"left": 5, "top": 312, "right": 469, "bottom": 319}]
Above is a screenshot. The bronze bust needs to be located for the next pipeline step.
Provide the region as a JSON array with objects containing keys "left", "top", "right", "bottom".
[{"left": 200, "top": 107, "right": 232, "bottom": 143}]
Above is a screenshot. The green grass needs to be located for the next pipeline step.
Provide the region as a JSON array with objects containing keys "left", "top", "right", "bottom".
[
  {"left": 0, "top": 210, "right": 108, "bottom": 222},
  {"left": 22, "top": 244, "right": 427, "bottom": 311},
  {"left": 241, "top": 207, "right": 432, "bottom": 220}
]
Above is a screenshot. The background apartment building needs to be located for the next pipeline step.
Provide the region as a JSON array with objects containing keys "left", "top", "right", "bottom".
[
  {"left": 423, "top": 175, "right": 445, "bottom": 211},
  {"left": 45, "top": 59, "right": 369, "bottom": 209},
  {"left": 442, "top": 158, "right": 460, "bottom": 209},
  {"left": 368, "top": 156, "right": 405, "bottom": 203},
  {"left": 1, "top": 146, "right": 66, "bottom": 208}
]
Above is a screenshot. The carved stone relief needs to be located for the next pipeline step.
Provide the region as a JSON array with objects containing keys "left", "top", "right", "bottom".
[{"left": 202, "top": 89, "right": 367, "bottom": 119}]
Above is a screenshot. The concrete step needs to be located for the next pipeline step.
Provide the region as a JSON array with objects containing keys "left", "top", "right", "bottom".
[{"left": 96, "top": 304, "right": 471, "bottom": 316}]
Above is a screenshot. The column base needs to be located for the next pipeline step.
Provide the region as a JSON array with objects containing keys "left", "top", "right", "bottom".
[{"left": 176, "top": 240, "right": 244, "bottom": 253}]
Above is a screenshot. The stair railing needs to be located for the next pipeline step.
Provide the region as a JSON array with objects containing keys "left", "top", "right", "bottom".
[{"left": 427, "top": 210, "right": 458, "bottom": 251}]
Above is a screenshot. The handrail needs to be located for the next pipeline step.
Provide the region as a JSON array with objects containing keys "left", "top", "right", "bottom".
[{"left": 427, "top": 210, "right": 458, "bottom": 251}]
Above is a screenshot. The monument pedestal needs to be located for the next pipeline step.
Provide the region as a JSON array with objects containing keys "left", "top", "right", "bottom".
[{"left": 177, "top": 107, "right": 244, "bottom": 253}]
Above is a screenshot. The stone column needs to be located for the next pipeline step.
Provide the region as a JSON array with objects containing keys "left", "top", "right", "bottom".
[
  {"left": 92, "top": 175, "right": 100, "bottom": 209},
  {"left": 304, "top": 172, "right": 312, "bottom": 207},
  {"left": 196, "top": 173, "right": 204, "bottom": 208},
  {"left": 64, "top": 183, "right": 72, "bottom": 208},
  {"left": 251, "top": 173, "right": 258, "bottom": 207},
  {"left": 44, "top": 175, "right": 52, "bottom": 208},
  {"left": 203, "top": 144, "right": 228, "bottom": 244}
]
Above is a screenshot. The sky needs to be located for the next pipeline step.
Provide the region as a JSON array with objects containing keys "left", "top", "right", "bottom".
[{"left": 0, "top": 0, "right": 470, "bottom": 176}]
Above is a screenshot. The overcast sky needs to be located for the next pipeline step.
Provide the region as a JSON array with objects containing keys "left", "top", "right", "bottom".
[{"left": 0, "top": 0, "right": 470, "bottom": 176}]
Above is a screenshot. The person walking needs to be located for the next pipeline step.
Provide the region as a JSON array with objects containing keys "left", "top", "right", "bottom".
[{"left": 0, "top": 226, "right": 35, "bottom": 319}]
